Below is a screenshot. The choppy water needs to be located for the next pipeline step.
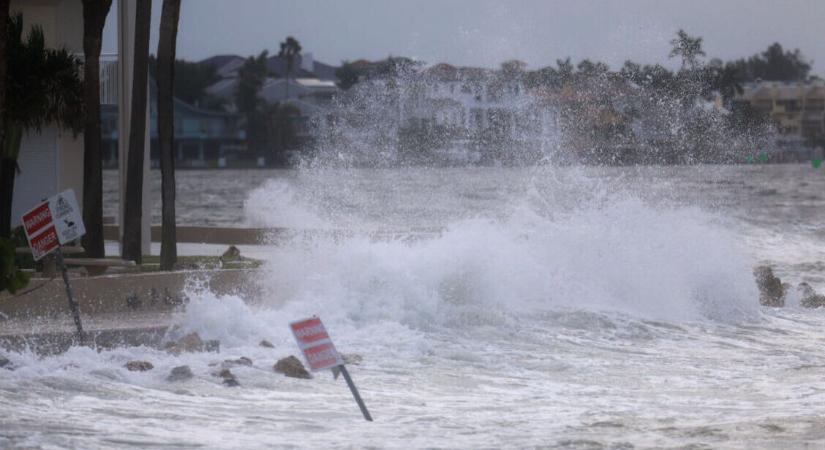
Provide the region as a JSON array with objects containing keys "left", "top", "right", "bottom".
[{"left": 5, "top": 163, "right": 825, "bottom": 449}]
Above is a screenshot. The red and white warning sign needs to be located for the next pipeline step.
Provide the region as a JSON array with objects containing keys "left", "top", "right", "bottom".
[
  {"left": 21, "top": 189, "right": 85, "bottom": 260},
  {"left": 290, "top": 317, "right": 344, "bottom": 372}
]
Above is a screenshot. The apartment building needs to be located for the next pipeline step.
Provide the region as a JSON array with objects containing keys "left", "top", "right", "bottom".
[{"left": 734, "top": 81, "right": 825, "bottom": 146}]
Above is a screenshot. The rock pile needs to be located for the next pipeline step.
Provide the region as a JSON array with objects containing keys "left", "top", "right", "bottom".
[
  {"left": 165, "top": 332, "right": 219, "bottom": 355},
  {"left": 125, "top": 360, "right": 154, "bottom": 372},
  {"left": 167, "top": 365, "right": 194, "bottom": 382},
  {"left": 798, "top": 282, "right": 825, "bottom": 308},
  {"left": 754, "top": 266, "right": 787, "bottom": 307},
  {"left": 754, "top": 266, "right": 825, "bottom": 309},
  {"left": 214, "top": 368, "right": 240, "bottom": 387},
  {"left": 221, "top": 245, "right": 242, "bottom": 262},
  {"left": 273, "top": 356, "right": 311, "bottom": 379}
]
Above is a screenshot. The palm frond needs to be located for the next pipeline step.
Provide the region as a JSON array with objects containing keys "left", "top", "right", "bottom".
[{"left": 3, "top": 13, "right": 84, "bottom": 135}]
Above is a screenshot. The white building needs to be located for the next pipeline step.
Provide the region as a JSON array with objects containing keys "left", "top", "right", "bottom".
[{"left": 10, "top": 0, "right": 152, "bottom": 254}]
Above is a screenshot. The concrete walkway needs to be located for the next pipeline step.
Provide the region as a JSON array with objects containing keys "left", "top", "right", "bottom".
[
  {"left": 0, "top": 268, "right": 256, "bottom": 355},
  {"left": 0, "top": 311, "right": 174, "bottom": 355}
]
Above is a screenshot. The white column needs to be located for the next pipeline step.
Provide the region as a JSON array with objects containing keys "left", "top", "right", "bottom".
[{"left": 117, "top": 0, "right": 152, "bottom": 256}]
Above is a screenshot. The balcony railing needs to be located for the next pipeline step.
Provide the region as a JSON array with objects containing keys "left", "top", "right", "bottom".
[{"left": 100, "top": 53, "right": 118, "bottom": 105}]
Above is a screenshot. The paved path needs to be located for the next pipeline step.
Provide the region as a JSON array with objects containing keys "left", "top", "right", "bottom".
[{"left": 0, "top": 311, "right": 176, "bottom": 355}]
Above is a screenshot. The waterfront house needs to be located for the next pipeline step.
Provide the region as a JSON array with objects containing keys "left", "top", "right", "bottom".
[
  {"left": 734, "top": 81, "right": 825, "bottom": 148},
  {"left": 200, "top": 52, "right": 337, "bottom": 82},
  {"left": 101, "top": 82, "right": 245, "bottom": 168},
  {"left": 202, "top": 52, "right": 340, "bottom": 145}
]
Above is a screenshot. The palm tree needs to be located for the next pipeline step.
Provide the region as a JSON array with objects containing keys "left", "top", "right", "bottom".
[
  {"left": 81, "top": 0, "right": 113, "bottom": 259},
  {"left": 1, "top": 13, "right": 84, "bottom": 237},
  {"left": 235, "top": 51, "right": 268, "bottom": 159},
  {"left": 0, "top": 0, "right": 26, "bottom": 294},
  {"left": 278, "top": 36, "right": 301, "bottom": 99},
  {"left": 121, "top": 0, "right": 151, "bottom": 264},
  {"left": 0, "top": 0, "right": 8, "bottom": 203},
  {"left": 157, "top": 0, "right": 181, "bottom": 271},
  {"left": 669, "top": 29, "right": 705, "bottom": 71}
]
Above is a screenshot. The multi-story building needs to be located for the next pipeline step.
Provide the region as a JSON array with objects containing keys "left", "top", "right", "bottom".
[
  {"left": 733, "top": 81, "right": 825, "bottom": 147},
  {"left": 202, "top": 52, "right": 340, "bottom": 144},
  {"left": 100, "top": 83, "right": 245, "bottom": 168}
]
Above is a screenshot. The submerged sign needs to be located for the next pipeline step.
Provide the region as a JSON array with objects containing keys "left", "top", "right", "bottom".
[
  {"left": 290, "top": 317, "right": 344, "bottom": 371},
  {"left": 21, "top": 189, "right": 85, "bottom": 260},
  {"left": 288, "top": 316, "right": 373, "bottom": 421}
]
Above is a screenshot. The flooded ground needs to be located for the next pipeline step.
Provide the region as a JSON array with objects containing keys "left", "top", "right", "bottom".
[{"left": 3, "top": 163, "right": 823, "bottom": 448}]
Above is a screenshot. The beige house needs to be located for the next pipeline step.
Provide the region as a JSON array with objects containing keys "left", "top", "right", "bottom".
[
  {"left": 734, "top": 81, "right": 825, "bottom": 145},
  {"left": 9, "top": 0, "right": 151, "bottom": 254}
]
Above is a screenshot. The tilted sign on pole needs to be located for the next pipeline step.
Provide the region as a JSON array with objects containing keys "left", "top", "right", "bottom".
[
  {"left": 290, "top": 317, "right": 373, "bottom": 421},
  {"left": 21, "top": 202, "right": 59, "bottom": 261},
  {"left": 21, "top": 189, "right": 86, "bottom": 341},
  {"left": 21, "top": 189, "right": 86, "bottom": 259}
]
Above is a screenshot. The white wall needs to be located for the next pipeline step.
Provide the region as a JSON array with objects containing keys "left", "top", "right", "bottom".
[
  {"left": 11, "top": 130, "right": 59, "bottom": 225},
  {"left": 8, "top": 0, "right": 84, "bottom": 226},
  {"left": 11, "top": 0, "right": 83, "bottom": 53}
]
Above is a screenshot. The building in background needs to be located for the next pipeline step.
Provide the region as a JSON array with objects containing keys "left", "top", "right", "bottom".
[
  {"left": 202, "top": 52, "right": 340, "bottom": 143},
  {"left": 734, "top": 81, "right": 825, "bottom": 148},
  {"left": 101, "top": 82, "right": 245, "bottom": 168}
]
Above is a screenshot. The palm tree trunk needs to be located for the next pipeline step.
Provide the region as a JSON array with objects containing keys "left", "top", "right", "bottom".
[
  {"left": 121, "top": 0, "right": 151, "bottom": 264},
  {"left": 0, "top": 159, "right": 13, "bottom": 238},
  {"left": 0, "top": 125, "right": 22, "bottom": 238},
  {"left": 81, "top": 0, "right": 113, "bottom": 258},
  {"left": 0, "top": 0, "right": 11, "bottom": 238},
  {"left": 157, "top": 0, "right": 181, "bottom": 271}
]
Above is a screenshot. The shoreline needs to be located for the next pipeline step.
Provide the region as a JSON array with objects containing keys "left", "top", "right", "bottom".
[{"left": 0, "top": 269, "right": 257, "bottom": 355}]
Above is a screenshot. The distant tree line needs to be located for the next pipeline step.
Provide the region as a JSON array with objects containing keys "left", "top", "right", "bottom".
[
  {"left": 325, "top": 31, "right": 814, "bottom": 166},
  {"left": 234, "top": 41, "right": 301, "bottom": 166},
  {"left": 147, "top": 32, "right": 817, "bottom": 167},
  {"left": 148, "top": 56, "right": 225, "bottom": 110}
]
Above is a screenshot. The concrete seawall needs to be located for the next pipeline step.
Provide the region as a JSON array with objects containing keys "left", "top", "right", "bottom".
[
  {"left": 0, "top": 269, "right": 259, "bottom": 318},
  {"left": 0, "top": 269, "right": 260, "bottom": 354}
]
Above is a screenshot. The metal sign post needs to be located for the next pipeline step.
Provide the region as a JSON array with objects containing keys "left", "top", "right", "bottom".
[
  {"left": 338, "top": 364, "right": 373, "bottom": 421},
  {"left": 290, "top": 317, "right": 374, "bottom": 421},
  {"left": 55, "top": 247, "right": 84, "bottom": 343}
]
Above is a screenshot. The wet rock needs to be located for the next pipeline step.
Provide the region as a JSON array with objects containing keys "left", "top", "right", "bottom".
[
  {"left": 273, "top": 356, "right": 311, "bottom": 379},
  {"left": 214, "top": 368, "right": 241, "bottom": 387},
  {"left": 126, "top": 293, "right": 142, "bottom": 310},
  {"left": 342, "top": 353, "right": 363, "bottom": 365},
  {"left": 754, "top": 266, "right": 786, "bottom": 307},
  {"left": 221, "top": 245, "right": 241, "bottom": 262},
  {"left": 798, "top": 282, "right": 825, "bottom": 308},
  {"left": 0, "top": 355, "right": 11, "bottom": 370},
  {"left": 259, "top": 339, "right": 274, "bottom": 348},
  {"left": 125, "top": 360, "right": 154, "bottom": 372},
  {"left": 165, "top": 332, "right": 219, "bottom": 355},
  {"left": 167, "top": 365, "right": 194, "bottom": 382},
  {"left": 223, "top": 356, "right": 253, "bottom": 368}
]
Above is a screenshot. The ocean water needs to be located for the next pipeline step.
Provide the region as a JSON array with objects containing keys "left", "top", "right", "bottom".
[{"left": 5, "top": 163, "right": 825, "bottom": 449}]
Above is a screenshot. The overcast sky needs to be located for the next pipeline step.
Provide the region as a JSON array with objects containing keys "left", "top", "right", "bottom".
[{"left": 103, "top": 0, "right": 825, "bottom": 76}]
